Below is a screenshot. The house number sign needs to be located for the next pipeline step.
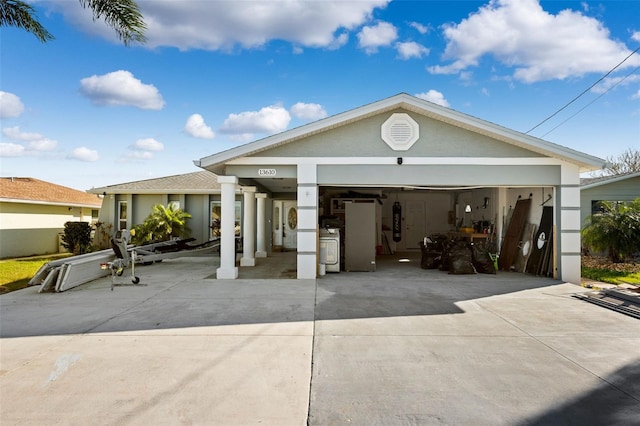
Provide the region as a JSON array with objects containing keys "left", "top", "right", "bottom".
[{"left": 258, "top": 168, "right": 277, "bottom": 176}]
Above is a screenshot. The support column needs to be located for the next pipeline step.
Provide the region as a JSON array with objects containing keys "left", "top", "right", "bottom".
[
  {"left": 297, "top": 163, "right": 318, "bottom": 279},
  {"left": 255, "top": 193, "right": 267, "bottom": 258},
  {"left": 216, "top": 176, "right": 238, "bottom": 279},
  {"left": 240, "top": 186, "right": 257, "bottom": 267},
  {"left": 558, "top": 163, "right": 581, "bottom": 284}
]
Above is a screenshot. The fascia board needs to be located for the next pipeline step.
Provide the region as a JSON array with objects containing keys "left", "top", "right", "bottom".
[
  {"left": 581, "top": 171, "right": 640, "bottom": 190},
  {"left": 0, "top": 198, "right": 101, "bottom": 208},
  {"left": 87, "top": 188, "right": 223, "bottom": 195}
]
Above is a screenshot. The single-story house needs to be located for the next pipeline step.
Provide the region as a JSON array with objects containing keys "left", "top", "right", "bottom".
[
  {"left": 0, "top": 177, "right": 102, "bottom": 258},
  {"left": 195, "top": 93, "right": 606, "bottom": 283},
  {"left": 88, "top": 171, "right": 239, "bottom": 244},
  {"left": 580, "top": 171, "right": 640, "bottom": 227}
]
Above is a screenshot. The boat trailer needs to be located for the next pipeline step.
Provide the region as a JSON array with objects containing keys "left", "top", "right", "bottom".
[{"left": 31, "top": 232, "right": 219, "bottom": 292}]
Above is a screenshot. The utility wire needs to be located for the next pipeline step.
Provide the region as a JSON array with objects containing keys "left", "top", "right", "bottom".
[
  {"left": 541, "top": 65, "right": 640, "bottom": 138},
  {"left": 526, "top": 45, "right": 640, "bottom": 135}
]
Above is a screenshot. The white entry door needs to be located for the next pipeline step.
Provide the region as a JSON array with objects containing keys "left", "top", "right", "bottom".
[
  {"left": 283, "top": 201, "right": 298, "bottom": 250},
  {"left": 273, "top": 201, "right": 283, "bottom": 249}
]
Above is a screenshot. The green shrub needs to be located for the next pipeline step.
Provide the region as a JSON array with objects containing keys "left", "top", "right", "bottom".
[
  {"left": 61, "top": 221, "right": 92, "bottom": 254},
  {"left": 132, "top": 204, "right": 192, "bottom": 245},
  {"left": 582, "top": 198, "right": 640, "bottom": 262}
]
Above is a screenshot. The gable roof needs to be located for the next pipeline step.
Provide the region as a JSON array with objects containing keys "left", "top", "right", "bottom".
[
  {"left": 88, "top": 171, "right": 221, "bottom": 195},
  {"left": 196, "top": 93, "right": 606, "bottom": 174},
  {"left": 580, "top": 171, "right": 640, "bottom": 190},
  {"left": 0, "top": 177, "right": 102, "bottom": 207}
]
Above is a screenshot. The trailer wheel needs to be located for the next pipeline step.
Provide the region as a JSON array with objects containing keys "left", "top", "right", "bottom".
[{"left": 132, "top": 277, "right": 140, "bottom": 284}]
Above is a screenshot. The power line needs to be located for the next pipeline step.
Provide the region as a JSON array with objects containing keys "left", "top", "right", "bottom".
[
  {"left": 541, "top": 65, "right": 640, "bottom": 138},
  {"left": 526, "top": 45, "right": 640, "bottom": 135}
]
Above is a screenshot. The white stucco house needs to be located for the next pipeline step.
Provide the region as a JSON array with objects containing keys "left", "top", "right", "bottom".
[
  {"left": 195, "top": 93, "right": 606, "bottom": 284},
  {"left": 580, "top": 171, "right": 640, "bottom": 228},
  {"left": 0, "top": 177, "right": 102, "bottom": 258},
  {"left": 88, "top": 171, "right": 240, "bottom": 244}
]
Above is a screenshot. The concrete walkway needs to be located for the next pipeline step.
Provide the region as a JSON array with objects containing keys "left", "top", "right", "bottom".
[{"left": 1, "top": 254, "right": 639, "bottom": 425}]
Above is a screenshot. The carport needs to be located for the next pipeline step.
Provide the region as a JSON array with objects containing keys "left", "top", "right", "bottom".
[{"left": 195, "top": 93, "right": 605, "bottom": 283}]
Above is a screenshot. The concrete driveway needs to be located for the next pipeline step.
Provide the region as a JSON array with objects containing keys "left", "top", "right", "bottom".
[{"left": 1, "top": 254, "right": 639, "bottom": 425}]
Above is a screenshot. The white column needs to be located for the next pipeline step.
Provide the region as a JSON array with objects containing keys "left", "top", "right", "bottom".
[
  {"left": 255, "top": 193, "right": 267, "bottom": 258},
  {"left": 240, "top": 186, "right": 257, "bottom": 267},
  {"left": 297, "top": 163, "right": 318, "bottom": 279},
  {"left": 558, "top": 163, "right": 581, "bottom": 284},
  {"left": 216, "top": 176, "right": 238, "bottom": 279}
]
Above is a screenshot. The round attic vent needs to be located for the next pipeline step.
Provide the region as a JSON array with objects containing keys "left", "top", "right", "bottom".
[{"left": 381, "top": 113, "right": 419, "bottom": 151}]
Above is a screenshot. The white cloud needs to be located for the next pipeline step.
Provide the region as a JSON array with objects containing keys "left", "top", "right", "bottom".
[
  {"left": 395, "top": 41, "right": 430, "bottom": 60},
  {"left": 123, "top": 151, "right": 154, "bottom": 161},
  {"left": 130, "top": 138, "right": 164, "bottom": 151},
  {"left": 0, "top": 92, "right": 24, "bottom": 118},
  {"left": 415, "top": 90, "right": 450, "bottom": 108},
  {"left": 327, "top": 32, "right": 349, "bottom": 50},
  {"left": 357, "top": 21, "right": 398, "bottom": 54},
  {"left": 0, "top": 142, "right": 26, "bottom": 157},
  {"left": 220, "top": 105, "right": 291, "bottom": 137},
  {"left": 591, "top": 75, "right": 640, "bottom": 94},
  {"left": 632, "top": 90, "right": 640, "bottom": 100},
  {"left": 633, "top": 31, "right": 640, "bottom": 42},
  {"left": 409, "top": 22, "right": 429, "bottom": 35},
  {"left": 80, "top": 70, "right": 165, "bottom": 110},
  {"left": 3, "top": 126, "right": 43, "bottom": 141},
  {"left": 47, "top": 0, "right": 389, "bottom": 51},
  {"left": 290, "top": 102, "right": 328, "bottom": 121},
  {"left": 184, "top": 114, "right": 215, "bottom": 139},
  {"left": 428, "top": 0, "right": 640, "bottom": 82},
  {"left": 1, "top": 126, "right": 58, "bottom": 155},
  {"left": 68, "top": 147, "right": 99, "bottom": 162}
]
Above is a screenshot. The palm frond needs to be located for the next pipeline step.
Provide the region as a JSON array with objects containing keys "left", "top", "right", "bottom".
[
  {"left": 0, "top": 0, "right": 54, "bottom": 42},
  {"left": 79, "top": 0, "right": 146, "bottom": 45}
]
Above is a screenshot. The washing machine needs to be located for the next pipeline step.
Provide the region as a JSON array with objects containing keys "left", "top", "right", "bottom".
[{"left": 319, "top": 228, "right": 340, "bottom": 272}]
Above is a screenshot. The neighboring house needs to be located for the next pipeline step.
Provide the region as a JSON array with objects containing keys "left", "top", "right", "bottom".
[
  {"left": 195, "top": 93, "right": 606, "bottom": 283},
  {"left": 580, "top": 171, "right": 640, "bottom": 228},
  {"left": 88, "top": 170, "right": 240, "bottom": 244},
  {"left": 0, "top": 177, "right": 102, "bottom": 258}
]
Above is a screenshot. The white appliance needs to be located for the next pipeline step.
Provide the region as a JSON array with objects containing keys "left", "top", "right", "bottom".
[{"left": 319, "top": 228, "right": 340, "bottom": 272}]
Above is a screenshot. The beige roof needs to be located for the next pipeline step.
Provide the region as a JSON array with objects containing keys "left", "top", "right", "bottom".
[
  {"left": 0, "top": 177, "right": 102, "bottom": 207},
  {"left": 89, "top": 171, "right": 221, "bottom": 195}
]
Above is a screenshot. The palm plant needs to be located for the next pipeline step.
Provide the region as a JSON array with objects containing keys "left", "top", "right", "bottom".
[
  {"left": 1, "top": 0, "right": 146, "bottom": 45},
  {"left": 132, "top": 204, "right": 192, "bottom": 245},
  {"left": 582, "top": 198, "right": 640, "bottom": 262}
]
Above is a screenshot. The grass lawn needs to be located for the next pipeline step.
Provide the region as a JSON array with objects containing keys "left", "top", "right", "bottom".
[
  {"left": 582, "top": 267, "right": 640, "bottom": 286},
  {"left": 0, "top": 254, "right": 72, "bottom": 294},
  {"left": 581, "top": 255, "right": 640, "bottom": 286}
]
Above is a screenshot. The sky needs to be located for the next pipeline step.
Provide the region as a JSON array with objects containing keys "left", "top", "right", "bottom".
[{"left": 1, "top": 0, "right": 639, "bottom": 191}]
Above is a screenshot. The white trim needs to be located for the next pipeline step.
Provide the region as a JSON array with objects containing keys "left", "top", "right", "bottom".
[
  {"left": 0, "top": 198, "right": 101, "bottom": 208},
  {"left": 227, "top": 156, "right": 568, "bottom": 166},
  {"left": 88, "top": 189, "right": 223, "bottom": 195},
  {"left": 581, "top": 171, "right": 640, "bottom": 190}
]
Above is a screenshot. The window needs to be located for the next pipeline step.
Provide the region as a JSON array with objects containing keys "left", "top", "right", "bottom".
[
  {"left": 91, "top": 209, "right": 99, "bottom": 222},
  {"left": 118, "top": 201, "right": 127, "bottom": 230},
  {"left": 210, "top": 200, "right": 242, "bottom": 238}
]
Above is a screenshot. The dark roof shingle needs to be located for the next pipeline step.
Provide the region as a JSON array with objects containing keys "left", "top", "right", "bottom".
[{"left": 89, "top": 171, "right": 221, "bottom": 193}]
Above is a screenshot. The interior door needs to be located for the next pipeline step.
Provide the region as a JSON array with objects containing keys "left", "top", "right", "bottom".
[
  {"left": 405, "top": 200, "right": 426, "bottom": 250},
  {"left": 283, "top": 201, "right": 297, "bottom": 250}
]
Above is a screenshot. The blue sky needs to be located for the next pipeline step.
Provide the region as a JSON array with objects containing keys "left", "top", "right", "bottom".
[{"left": 1, "top": 0, "right": 639, "bottom": 191}]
